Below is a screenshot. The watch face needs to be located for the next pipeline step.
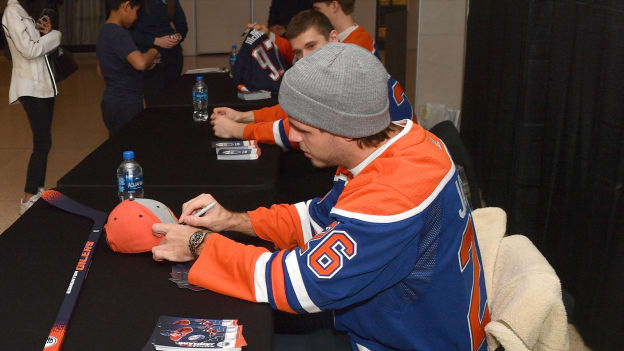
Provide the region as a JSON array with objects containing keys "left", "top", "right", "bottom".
[{"left": 190, "top": 231, "right": 206, "bottom": 257}]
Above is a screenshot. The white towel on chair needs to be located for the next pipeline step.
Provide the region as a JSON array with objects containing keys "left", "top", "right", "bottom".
[
  {"left": 473, "top": 207, "right": 507, "bottom": 296},
  {"left": 485, "top": 235, "right": 569, "bottom": 351},
  {"left": 472, "top": 208, "right": 570, "bottom": 351}
]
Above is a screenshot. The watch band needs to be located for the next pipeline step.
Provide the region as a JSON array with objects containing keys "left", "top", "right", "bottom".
[{"left": 189, "top": 231, "right": 208, "bottom": 259}]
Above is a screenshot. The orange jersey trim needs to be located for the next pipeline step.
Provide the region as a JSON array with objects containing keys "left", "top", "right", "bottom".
[
  {"left": 248, "top": 204, "right": 305, "bottom": 250},
  {"left": 335, "top": 124, "right": 453, "bottom": 216},
  {"left": 342, "top": 26, "right": 375, "bottom": 54},
  {"left": 273, "top": 34, "right": 294, "bottom": 66},
  {"left": 243, "top": 121, "right": 276, "bottom": 144},
  {"left": 243, "top": 118, "right": 299, "bottom": 149},
  {"left": 189, "top": 234, "right": 269, "bottom": 302},
  {"left": 270, "top": 251, "right": 296, "bottom": 313},
  {"left": 253, "top": 104, "right": 288, "bottom": 123}
]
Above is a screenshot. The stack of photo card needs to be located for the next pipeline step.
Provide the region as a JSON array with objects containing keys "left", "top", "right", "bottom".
[
  {"left": 169, "top": 263, "right": 206, "bottom": 291},
  {"left": 212, "top": 140, "right": 260, "bottom": 160},
  {"left": 143, "top": 316, "right": 247, "bottom": 351},
  {"left": 237, "top": 89, "right": 271, "bottom": 100},
  {"left": 236, "top": 84, "right": 272, "bottom": 100},
  {"left": 184, "top": 67, "right": 227, "bottom": 74}
]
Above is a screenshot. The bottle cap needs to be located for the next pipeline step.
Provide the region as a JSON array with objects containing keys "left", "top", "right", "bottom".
[
  {"left": 196, "top": 76, "right": 204, "bottom": 81},
  {"left": 123, "top": 151, "right": 134, "bottom": 159},
  {"left": 232, "top": 45, "right": 237, "bottom": 49}
]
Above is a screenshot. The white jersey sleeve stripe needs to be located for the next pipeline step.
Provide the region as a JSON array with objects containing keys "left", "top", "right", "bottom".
[
  {"left": 310, "top": 218, "right": 324, "bottom": 235},
  {"left": 254, "top": 252, "right": 272, "bottom": 303},
  {"left": 306, "top": 199, "right": 324, "bottom": 235},
  {"left": 285, "top": 251, "right": 322, "bottom": 313},
  {"left": 272, "top": 120, "right": 288, "bottom": 151},
  {"left": 331, "top": 162, "right": 456, "bottom": 223},
  {"left": 294, "top": 201, "right": 313, "bottom": 243}
]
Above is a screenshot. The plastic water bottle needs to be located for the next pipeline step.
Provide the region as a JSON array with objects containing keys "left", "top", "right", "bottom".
[
  {"left": 228, "top": 45, "right": 237, "bottom": 77},
  {"left": 192, "top": 76, "right": 209, "bottom": 122},
  {"left": 117, "top": 151, "right": 144, "bottom": 201}
]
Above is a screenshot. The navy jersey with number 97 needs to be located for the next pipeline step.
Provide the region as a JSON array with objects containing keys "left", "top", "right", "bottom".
[{"left": 233, "top": 29, "right": 288, "bottom": 93}]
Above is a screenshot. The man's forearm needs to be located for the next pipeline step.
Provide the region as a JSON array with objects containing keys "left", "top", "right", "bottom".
[
  {"left": 226, "top": 212, "right": 255, "bottom": 236},
  {"left": 232, "top": 122, "right": 246, "bottom": 139},
  {"left": 190, "top": 212, "right": 255, "bottom": 256},
  {"left": 145, "top": 48, "right": 159, "bottom": 60},
  {"left": 238, "top": 110, "right": 255, "bottom": 123}
]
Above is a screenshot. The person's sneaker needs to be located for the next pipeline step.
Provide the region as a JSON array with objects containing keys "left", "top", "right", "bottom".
[{"left": 19, "top": 189, "right": 44, "bottom": 215}]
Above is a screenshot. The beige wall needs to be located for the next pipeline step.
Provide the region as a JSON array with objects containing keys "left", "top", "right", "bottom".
[
  {"left": 409, "top": 0, "right": 468, "bottom": 116},
  {"left": 180, "top": 0, "right": 197, "bottom": 55},
  {"left": 353, "top": 0, "right": 377, "bottom": 40},
  {"left": 181, "top": 0, "right": 376, "bottom": 55},
  {"left": 406, "top": 0, "right": 419, "bottom": 107},
  {"left": 180, "top": 0, "right": 270, "bottom": 55}
]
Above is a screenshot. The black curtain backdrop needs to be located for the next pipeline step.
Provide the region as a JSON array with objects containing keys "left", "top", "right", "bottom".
[{"left": 461, "top": 0, "right": 623, "bottom": 349}]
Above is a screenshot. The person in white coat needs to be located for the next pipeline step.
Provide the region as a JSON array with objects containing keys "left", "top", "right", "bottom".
[{"left": 2, "top": 0, "right": 61, "bottom": 214}]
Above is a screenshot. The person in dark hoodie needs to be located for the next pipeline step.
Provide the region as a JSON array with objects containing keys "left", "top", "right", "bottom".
[
  {"left": 131, "top": 0, "right": 187, "bottom": 106},
  {"left": 97, "top": 0, "right": 159, "bottom": 136},
  {"left": 268, "top": 0, "right": 313, "bottom": 36}
]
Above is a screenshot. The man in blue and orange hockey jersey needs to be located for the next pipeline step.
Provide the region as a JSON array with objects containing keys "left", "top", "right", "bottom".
[
  {"left": 270, "top": 0, "right": 378, "bottom": 64},
  {"left": 152, "top": 44, "right": 489, "bottom": 351},
  {"left": 210, "top": 10, "right": 414, "bottom": 149}
]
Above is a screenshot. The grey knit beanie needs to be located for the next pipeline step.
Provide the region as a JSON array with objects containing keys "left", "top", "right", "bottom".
[{"left": 278, "top": 43, "right": 391, "bottom": 138}]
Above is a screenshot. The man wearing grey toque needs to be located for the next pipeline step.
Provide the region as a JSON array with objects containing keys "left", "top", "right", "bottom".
[
  {"left": 152, "top": 43, "right": 489, "bottom": 351},
  {"left": 209, "top": 9, "right": 413, "bottom": 147}
]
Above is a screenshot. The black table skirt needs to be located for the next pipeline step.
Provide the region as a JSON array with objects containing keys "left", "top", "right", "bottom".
[{"left": 149, "top": 73, "right": 278, "bottom": 108}]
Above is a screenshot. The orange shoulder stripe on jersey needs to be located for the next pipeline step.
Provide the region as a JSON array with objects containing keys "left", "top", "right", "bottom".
[
  {"left": 189, "top": 234, "right": 269, "bottom": 302},
  {"left": 270, "top": 250, "right": 296, "bottom": 313},
  {"left": 273, "top": 34, "right": 294, "bottom": 66},
  {"left": 253, "top": 104, "right": 288, "bottom": 123},
  {"left": 334, "top": 126, "right": 454, "bottom": 216},
  {"left": 343, "top": 26, "right": 375, "bottom": 53},
  {"left": 248, "top": 204, "right": 305, "bottom": 250}
]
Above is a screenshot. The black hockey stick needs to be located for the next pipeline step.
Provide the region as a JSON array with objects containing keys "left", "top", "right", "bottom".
[{"left": 40, "top": 190, "right": 108, "bottom": 351}]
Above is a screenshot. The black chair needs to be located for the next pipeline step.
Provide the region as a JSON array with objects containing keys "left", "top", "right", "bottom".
[{"left": 430, "top": 120, "right": 483, "bottom": 209}]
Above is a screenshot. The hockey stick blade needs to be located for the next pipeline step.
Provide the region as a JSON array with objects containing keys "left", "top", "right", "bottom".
[
  {"left": 40, "top": 190, "right": 108, "bottom": 351},
  {"left": 41, "top": 190, "right": 107, "bottom": 229}
]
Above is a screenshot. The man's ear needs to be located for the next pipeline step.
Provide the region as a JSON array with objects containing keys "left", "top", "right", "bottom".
[
  {"left": 329, "top": 29, "right": 339, "bottom": 43},
  {"left": 330, "top": 0, "right": 340, "bottom": 13},
  {"left": 121, "top": 1, "right": 131, "bottom": 12}
]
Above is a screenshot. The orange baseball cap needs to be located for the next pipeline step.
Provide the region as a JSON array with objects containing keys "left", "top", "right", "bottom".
[{"left": 104, "top": 198, "right": 178, "bottom": 253}]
